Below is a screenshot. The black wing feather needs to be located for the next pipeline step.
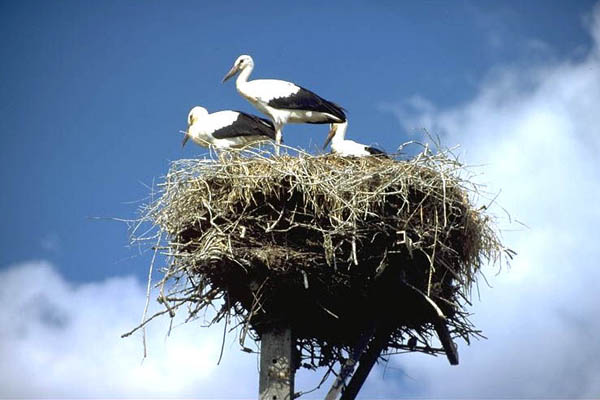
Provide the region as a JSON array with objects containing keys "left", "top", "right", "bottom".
[
  {"left": 212, "top": 112, "right": 276, "bottom": 140},
  {"left": 366, "top": 146, "right": 387, "bottom": 157},
  {"left": 268, "top": 86, "right": 346, "bottom": 122}
]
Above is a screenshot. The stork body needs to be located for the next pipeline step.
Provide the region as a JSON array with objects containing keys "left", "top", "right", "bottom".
[
  {"left": 324, "top": 122, "right": 386, "bottom": 157},
  {"left": 183, "top": 106, "right": 276, "bottom": 150},
  {"left": 223, "top": 55, "right": 346, "bottom": 154}
]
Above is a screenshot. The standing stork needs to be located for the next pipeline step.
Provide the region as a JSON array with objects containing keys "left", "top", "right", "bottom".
[
  {"left": 183, "top": 106, "right": 276, "bottom": 150},
  {"left": 222, "top": 54, "right": 346, "bottom": 155},
  {"left": 323, "top": 122, "right": 386, "bottom": 157}
]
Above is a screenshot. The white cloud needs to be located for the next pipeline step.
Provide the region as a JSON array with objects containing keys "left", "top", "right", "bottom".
[
  {"left": 0, "top": 260, "right": 258, "bottom": 398},
  {"left": 384, "top": 3, "right": 600, "bottom": 398}
]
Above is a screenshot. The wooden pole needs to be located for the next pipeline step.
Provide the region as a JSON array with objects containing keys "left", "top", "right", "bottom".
[
  {"left": 339, "top": 325, "right": 394, "bottom": 400},
  {"left": 259, "top": 327, "right": 295, "bottom": 400},
  {"left": 324, "top": 326, "right": 375, "bottom": 400}
]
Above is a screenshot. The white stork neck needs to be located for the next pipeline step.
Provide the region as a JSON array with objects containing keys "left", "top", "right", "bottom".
[
  {"left": 331, "top": 122, "right": 348, "bottom": 145},
  {"left": 236, "top": 63, "right": 254, "bottom": 89}
]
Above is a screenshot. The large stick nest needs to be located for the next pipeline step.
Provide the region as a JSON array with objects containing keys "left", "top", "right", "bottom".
[{"left": 132, "top": 146, "right": 510, "bottom": 370}]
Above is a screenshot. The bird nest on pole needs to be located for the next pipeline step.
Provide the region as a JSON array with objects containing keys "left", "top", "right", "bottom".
[{"left": 129, "top": 145, "right": 510, "bottom": 372}]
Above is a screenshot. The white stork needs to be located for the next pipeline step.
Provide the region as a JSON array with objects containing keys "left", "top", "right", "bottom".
[
  {"left": 183, "top": 106, "right": 276, "bottom": 150},
  {"left": 222, "top": 54, "right": 346, "bottom": 154},
  {"left": 323, "top": 122, "right": 386, "bottom": 157}
]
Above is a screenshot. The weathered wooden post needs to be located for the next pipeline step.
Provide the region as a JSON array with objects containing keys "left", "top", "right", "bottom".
[{"left": 259, "top": 328, "right": 294, "bottom": 400}]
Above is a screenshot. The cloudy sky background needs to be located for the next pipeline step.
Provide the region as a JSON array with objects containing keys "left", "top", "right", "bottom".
[{"left": 1, "top": 1, "right": 599, "bottom": 398}]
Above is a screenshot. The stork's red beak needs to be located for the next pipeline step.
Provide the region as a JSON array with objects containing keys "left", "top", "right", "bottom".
[
  {"left": 323, "top": 124, "right": 337, "bottom": 149},
  {"left": 182, "top": 132, "right": 190, "bottom": 147},
  {"left": 222, "top": 65, "right": 238, "bottom": 83}
]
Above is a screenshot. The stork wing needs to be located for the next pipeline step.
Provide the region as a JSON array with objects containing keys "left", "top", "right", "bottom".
[
  {"left": 365, "top": 146, "right": 387, "bottom": 156},
  {"left": 268, "top": 85, "right": 346, "bottom": 122},
  {"left": 245, "top": 79, "right": 346, "bottom": 122},
  {"left": 211, "top": 111, "right": 276, "bottom": 141}
]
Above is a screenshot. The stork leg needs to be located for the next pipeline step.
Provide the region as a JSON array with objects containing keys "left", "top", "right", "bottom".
[{"left": 274, "top": 124, "right": 283, "bottom": 156}]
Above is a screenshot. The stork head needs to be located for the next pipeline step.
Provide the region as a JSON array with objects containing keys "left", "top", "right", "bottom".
[
  {"left": 183, "top": 106, "right": 208, "bottom": 147},
  {"left": 187, "top": 106, "right": 208, "bottom": 126},
  {"left": 222, "top": 54, "right": 254, "bottom": 83}
]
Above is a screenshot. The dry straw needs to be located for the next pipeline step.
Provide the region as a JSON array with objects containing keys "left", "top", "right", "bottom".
[{"left": 125, "top": 143, "right": 512, "bottom": 371}]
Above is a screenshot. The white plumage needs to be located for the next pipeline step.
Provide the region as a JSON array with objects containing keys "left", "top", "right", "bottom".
[
  {"left": 222, "top": 54, "right": 346, "bottom": 154},
  {"left": 323, "top": 122, "right": 385, "bottom": 157},
  {"left": 183, "top": 106, "right": 276, "bottom": 150},
  {"left": 323, "top": 122, "right": 386, "bottom": 157}
]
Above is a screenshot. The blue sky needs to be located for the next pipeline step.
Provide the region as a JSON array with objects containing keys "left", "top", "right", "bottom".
[
  {"left": 2, "top": 1, "right": 600, "bottom": 398},
  {"left": 0, "top": 0, "right": 593, "bottom": 280}
]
